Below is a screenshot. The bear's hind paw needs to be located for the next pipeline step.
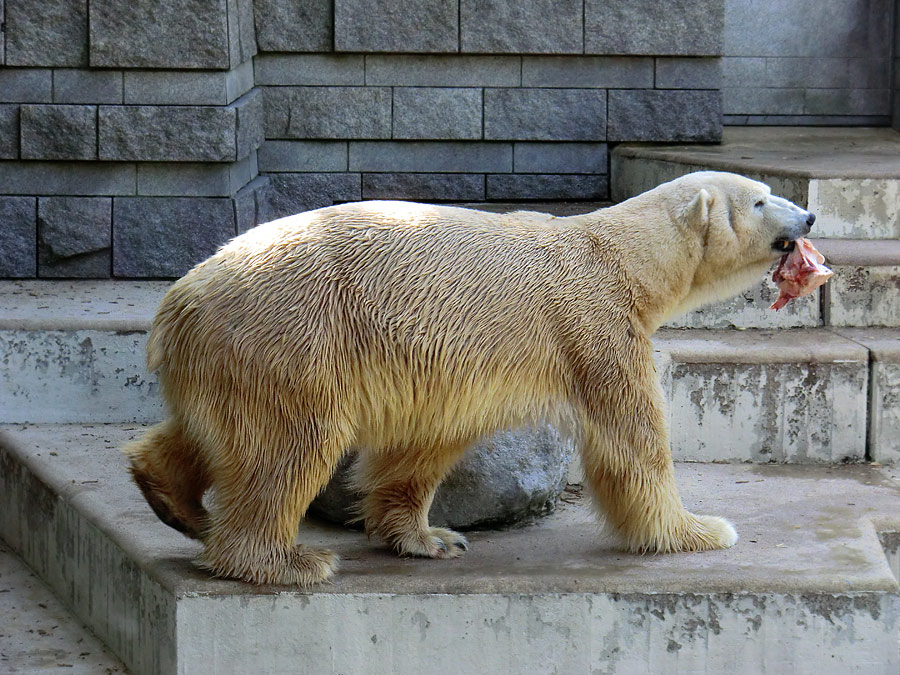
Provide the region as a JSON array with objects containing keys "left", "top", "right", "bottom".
[
  {"left": 396, "top": 527, "right": 469, "bottom": 559},
  {"left": 199, "top": 544, "right": 339, "bottom": 586}
]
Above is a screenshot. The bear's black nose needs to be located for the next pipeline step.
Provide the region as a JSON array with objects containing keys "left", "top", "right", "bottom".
[{"left": 806, "top": 213, "right": 816, "bottom": 228}]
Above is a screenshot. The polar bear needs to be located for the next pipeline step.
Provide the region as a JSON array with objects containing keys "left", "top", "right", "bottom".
[{"left": 124, "top": 171, "right": 815, "bottom": 586}]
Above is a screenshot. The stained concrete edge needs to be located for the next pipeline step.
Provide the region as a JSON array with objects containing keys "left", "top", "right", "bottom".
[
  {"left": 654, "top": 327, "right": 869, "bottom": 365},
  {"left": 613, "top": 127, "right": 900, "bottom": 180}
]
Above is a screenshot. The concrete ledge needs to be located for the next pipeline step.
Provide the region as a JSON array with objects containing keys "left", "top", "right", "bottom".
[
  {"left": 0, "top": 281, "right": 889, "bottom": 465},
  {"left": 613, "top": 127, "right": 900, "bottom": 181},
  {"left": 656, "top": 329, "right": 869, "bottom": 463},
  {"left": 612, "top": 128, "right": 900, "bottom": 240},
  {"left": 1, "top": 424, "right": 898, "bottom": 674},
  {"left": 832, "top": 328, "right": 900, "bottom": 464}
]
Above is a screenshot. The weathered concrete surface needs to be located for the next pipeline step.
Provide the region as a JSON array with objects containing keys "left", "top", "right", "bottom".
[
  {"left": 817, "top": 239, "right": 900, "bottom": 328},
  {"left": 1, "top": 424, "right": 899, "bottom": 674},
  {"left": 656, "top": 329, "right": 869, "bottom": 463},
  {"left": 0, "top": 541, "right": 127, "bottom": 674},
  {"left": 831, "top": 328, "right": 900, "bottom": 464},
  {"left": 0, "top": 281, "right": 882, "bottom": 465},
  {"left": 0, "top": 281, "right": 169, "bottom": 424},
  {"left": 661, "top": 274, "right": 819, "bottom": 329},
  {"left": 613, "top": 127, "right": 900, "bottom": 239}
]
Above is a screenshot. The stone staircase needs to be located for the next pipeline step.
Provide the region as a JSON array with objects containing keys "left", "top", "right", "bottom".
[{"left": 2, "top": 127, "right": 900, "bottom": 674}]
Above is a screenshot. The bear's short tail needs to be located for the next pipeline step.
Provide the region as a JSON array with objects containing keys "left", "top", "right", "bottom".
[{"left": 123, "top": 419, "right": 211, "bottom": 540}]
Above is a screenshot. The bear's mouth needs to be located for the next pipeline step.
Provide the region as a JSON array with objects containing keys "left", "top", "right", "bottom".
[{"left": 772, "top": 238, "right": 796, "bottom": 253}]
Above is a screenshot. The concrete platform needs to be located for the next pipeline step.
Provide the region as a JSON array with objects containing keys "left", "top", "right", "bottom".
[
  {"left": 612, "top": 127, "right": 900, "bottom": 239},
  {"left": 1, "top": 423, "right": 899, "bottom": 674}
]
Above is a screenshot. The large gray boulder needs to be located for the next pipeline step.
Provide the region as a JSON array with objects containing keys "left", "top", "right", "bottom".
[{"left": 310, "top": 425, "right": 574, "bottom": 530}]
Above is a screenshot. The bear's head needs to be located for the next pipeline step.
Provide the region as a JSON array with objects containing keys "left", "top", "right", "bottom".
[{"left": 666, "top": 171, "right": 815, "bottom": 313}]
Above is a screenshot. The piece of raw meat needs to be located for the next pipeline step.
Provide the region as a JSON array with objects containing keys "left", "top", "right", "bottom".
[{"left": 770, "top": 238, "right": 833, "bottom": 310}]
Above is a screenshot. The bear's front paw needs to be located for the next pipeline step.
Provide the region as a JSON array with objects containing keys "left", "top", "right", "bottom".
[
  {"left": 682, "top": 514, "right": 738, "bottom": 551},
  {"left": 396, "top": 527, "right": 469, "bottom": 559}
]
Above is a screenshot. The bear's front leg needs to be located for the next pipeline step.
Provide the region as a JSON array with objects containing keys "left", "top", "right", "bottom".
[
  {"left": 576, "top": 339, "right": 738, "bottom": 554},
  {"left": 354, "top": 444, "right": 470, "bottom": 558}
]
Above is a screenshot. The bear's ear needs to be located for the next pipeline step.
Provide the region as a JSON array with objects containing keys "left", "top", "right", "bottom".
[{"left": 680, "top": 188, "right": 712, "bottom": 229}]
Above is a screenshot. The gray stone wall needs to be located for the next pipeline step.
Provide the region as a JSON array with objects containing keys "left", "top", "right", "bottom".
[
  {"left": 724, "top": 0, "right": 895, "bottom": 125},
  {"left": 0, "top": 0, "right": 265, "bottom": 279},
  {"left": 252, "top": 0, "right": 725, "bottom": 218},
  {"left": 1, "top": 0, "right": 896, "bottom": 279}
]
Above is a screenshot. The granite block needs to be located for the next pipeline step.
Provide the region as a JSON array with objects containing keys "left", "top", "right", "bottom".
[
  {"left": 334, "top": 0, "right": 458, "bottom": 52},
  {"left": 254, "top": 0, "right": 333, "bottom": 52},
  {"left": 112, "top": 197, "right": 236, "bottom": 278},
  {"left": 226, "top": 0, "right": 257, "bottom": 66},
  {"left": 484, "top": 88, "right": 606, "bottom": 141},
  {"left": 365, "top": 55, "right": 521, "bottom": 87},
  {"left": 89, "top": 0, "right": 230, "bottom": 69},
  {"left": 513, "top": 143, "right": 608, "bottom": 174},
  {"left": 460, "top": 0, "right": 582, "bottom": 54},
  {"left": 254, "top": 55, "right": 365, "bottom": 86},
  {"left": 261, "top": 173, "right": 362, "bottom": 222},
  {"left": 764, "top": 57, "right": 851, "bottom": 89},
  {"left": 136, "top": 154, "right": 258, "bottom": 197},
  {"left": 258, "top": 141, "right": 349, "bottom": 172},
  {"left": 0, "top": 105, "right": 20, "bottom": 159},
  {"left": 124, "top": 63, "right": 254, "bottom": 105},
  {"left": 725, "top": 0, "right": 892, "bottom": 58},
  {"left": 349, "top": 141, "right": 512, "bottom": 173},
  {"left": 522, "top": 56, "right": 653, "bottom": 88},
  {"left": 722, "top": 57, "right": 766, "bottom": 88},
  {"left": 655, "top": 57, "right": 723, "bottom": 89},
  {"left": 53, "top": 70, "right": 123, "bottom": 104},
  {"left": 0, "top": 196, "right": 36, "bottom": 277},
  {"left": 392, "top": 88, "right": 482, "bottom": 140},
  {"left": 362, "top": 173, "right": 485, "bottom": 201},
  {"left": 5, "top": 0, "right": 88, "bottom": 66},
  {"left": 99, "top": 105, "right": 237, "bottom": 162},
  {"left": 585, "top": 0, "right": 723, "bottom": 56},
  {"left": 235, "top": 175, "right": 271, "bottom": 233},
  {"left": 607, "top": 89, "right": 721, "bottom": 142},
  {"left": 0, "top": 69, "right": 52, "bottom": 103},
  {"left": 804, "top": 88, "right": 891, "bottom": 116},
  {"left": 0, "top": 162, "right": 136, "bottom": 196},
  {"left": 486, "top": 174, "right": 608, "bottom": 200},
  {"left": 847, "top": 58, "right": 891, "bottom": 90},
  {"left": 264, "top": 87, "right": 392, "bottom": 140},
  {"left": 20, "top": 104, "right": 97, "bottom": 160},
  {"left": 235, "top": 89, "right": 265, "bottom": 159},
  {"left": 37, "top": 197, "right": 111, "bottom": 278},
  {"left": 722, "top": 87, "right": 805, "bottom": 116}
]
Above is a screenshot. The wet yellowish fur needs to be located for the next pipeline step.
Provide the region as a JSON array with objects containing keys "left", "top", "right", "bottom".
[{"left": 123, "top": 171, "right": 813, "bottom": 586}]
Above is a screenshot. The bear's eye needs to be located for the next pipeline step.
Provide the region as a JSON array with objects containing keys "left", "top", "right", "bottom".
[{"left": 754, "top": 199, "right": 766, "bottom": 209}]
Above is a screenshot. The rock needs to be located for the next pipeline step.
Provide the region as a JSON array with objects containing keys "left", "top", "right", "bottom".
[{"left": 310, "top": 425, "right": 575, "bottom": 530}]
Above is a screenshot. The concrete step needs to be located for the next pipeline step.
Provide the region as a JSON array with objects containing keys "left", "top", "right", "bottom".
[
  {"left": 1, "top": 423, "right": 898, "bottom": 675},
  {"left": 0, "top": 539, "right": 128, "bottom": 674},
  {"left": 612, "top": 127, "right": 900, "bottom": 240},
  {"left": 663, "top": 238, "right": 900, "bottom": 330},
  {"left": 2, "top": 281, "right": 898, "bottom": 464}
]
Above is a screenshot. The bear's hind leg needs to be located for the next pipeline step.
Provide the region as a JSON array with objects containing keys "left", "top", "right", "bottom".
[
  {"left": 197, "top": 430, "right": 344, "bottom": 586},
  {"left": 123, "top": 418, "right": 211, "bottom": 540},
  {"left": 355, "top": 444, "right": 469, "bottom": 558}
]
